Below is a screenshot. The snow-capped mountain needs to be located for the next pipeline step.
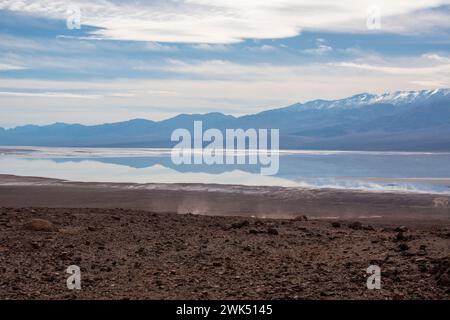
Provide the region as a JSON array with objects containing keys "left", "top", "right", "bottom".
[
  {"left": 294, "top": 89, "right": 450, "bottom": 110},
  {"left": 1, "top": 89, "right": 450, "bottom": 151}
]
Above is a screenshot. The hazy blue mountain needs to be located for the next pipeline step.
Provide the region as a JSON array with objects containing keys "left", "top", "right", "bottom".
[{"left": 1, "top": 89, "right": 449, "bottom": 151}]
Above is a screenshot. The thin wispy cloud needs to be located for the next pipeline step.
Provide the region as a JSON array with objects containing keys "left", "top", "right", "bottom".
[
  {"left": 0, "top": 91, "right": 102, "bottom": 99},
  {"left": 145, "top": 42, "right": 178, "bottom": 52},
  {"left": 0, "top": 63, "right": 26, "bottom": 71},
  {"left": 191, "top": 44, "right": 230, "bottom": 51},
  {"left": 302, "top": 39, "right": 333, "bottom": 55}
]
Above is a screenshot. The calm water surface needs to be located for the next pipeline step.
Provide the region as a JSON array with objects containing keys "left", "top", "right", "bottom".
[{"left": 1, "top": 147, "right": 450, "bottom": 194}]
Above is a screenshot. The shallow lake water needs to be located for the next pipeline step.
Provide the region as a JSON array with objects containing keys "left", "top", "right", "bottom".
[{"left": 1, "top": 147, "right": 450, "bottom": 194}]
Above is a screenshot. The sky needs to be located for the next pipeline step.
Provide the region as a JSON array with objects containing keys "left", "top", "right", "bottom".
[{"left": 0, "top": 0, "right": 450, "bottom": 128}]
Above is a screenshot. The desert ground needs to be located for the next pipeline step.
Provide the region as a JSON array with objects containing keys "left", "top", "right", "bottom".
[{"left": 0, "top": 175, "right": 449, "bottom": 299}]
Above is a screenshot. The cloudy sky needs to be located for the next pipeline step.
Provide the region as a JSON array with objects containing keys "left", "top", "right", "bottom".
[{"left": 0, "top": 0, "right": 450, "bottom": 127}]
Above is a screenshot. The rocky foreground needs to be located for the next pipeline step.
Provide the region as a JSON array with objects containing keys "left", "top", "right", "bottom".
[{"left": 0, "top": 207, "right": 449, "bottom": 300}]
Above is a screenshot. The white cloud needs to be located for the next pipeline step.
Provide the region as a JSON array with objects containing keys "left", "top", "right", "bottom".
[
  {"left": 0, "top": 91, "right": 102, "bottom": 99},
  {"left": 331, "top": 61, "right": 450, "bottom": 76},
  {"left": 0, "top": 0, "right": 449, "bottom": 43},
  {"left": 303, "top": 39, "right": 333, "bottom": 55},
  {"left": 422, "top": 53, "right": 450, "bottom": 63},
  {"left": 145, "top": 42, "right": 178, "bottom": 52},
  {"left": 411, "top": 79, "right": 449, "bottom": 87},
  {"left": 0, "top": 63, "right": 27, "bottom": 71},
  {"left": 191, "top": 43, "right": 230, "bottom": 51},
  {"left": 134, "top": 59, "right": 310, "bottom": 79},
  {"left": 257, "top": 45, "right": 278, "bottom": 51},
  {"left": 136, "top": 55, "right": 450, "bottom": 82}
]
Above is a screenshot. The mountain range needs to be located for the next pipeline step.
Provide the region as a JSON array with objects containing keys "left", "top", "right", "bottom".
[{"left": 1, "top": 89, "right": 450, "bottom": 151}]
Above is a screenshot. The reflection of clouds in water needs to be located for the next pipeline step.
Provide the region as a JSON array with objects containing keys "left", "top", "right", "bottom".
[
  {"left": 0, "top": 156, "right": 449, "bottom": 195},
  {"left": 2, "top": 146, "right": 450, "bottom": 158},
  {"left": 0, "top": 158, "right": 298, "bottom": 187}
]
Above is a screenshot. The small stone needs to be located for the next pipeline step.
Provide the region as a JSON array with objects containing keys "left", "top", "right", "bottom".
[
  {"left": 24, "top": 219, "right": 54, "bottom": 232},
  {"left": 396, "top": 232, "right": 408, "bottom": 241},
  {"left": 267, "top": 228, "right": 279, "bottom": 235},
  {"left": 231, "top": 221, "right": 250, "bottom": 229},
  {"left": 135, "top": 247, "right": 146, "bottom": 256},
  {"left": 331, "top": 222, "right": 341, "bottom": 228},
  {"left": 29, "top": 241, "right": 40, "bottom": 249},
  {"left": 348, "top": 221, "right": 362, "bottom": 230},
  {"left": 394, "top": 226, "right": 408, "bottom": 232},
  {"left": 398, "top": 243, "right": 409, "bottom": 251}
]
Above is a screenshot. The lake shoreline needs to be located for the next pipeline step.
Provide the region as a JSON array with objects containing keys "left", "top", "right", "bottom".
[{"left": 0, "top": 174, "right": 449, "bottom": 220}]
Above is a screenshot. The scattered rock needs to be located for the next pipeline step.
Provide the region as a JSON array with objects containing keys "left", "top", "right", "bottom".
[
  {"left": 439, "top": 232, "right": 450, "bottom": 239},
  {"left": 28, "top": 241, "right": 40, "bottom": 250},
  {"left": 294, "top": 215, "right": 308, "bottom": 221},
  {"left": 2, "top": 207, "right": 450, "bottom": 299},
  {"left": 401, "top": 250, "right": 416, "bottom": 257},
  {"left": 24, "top": 219, "right": 54, "bottom": 232},
  {"left": 135, "top": 247, "right": 146, "bottom": 256},
  {"left": 348, "top": 221, "right": 362, "bottom": 230},
  {"left": 58, "top": 227, "right": 82, "bottom": 235},
  {"left": 395, "top": 232, "right": 408, "bottom": 242},
  {"left": 431, "top": 257, "right": 450, "bottom": 289},
  {"left": 394, "top": 226, "right": 408, "bottom": 232},
  {"left": 231, "top": 221, "right": 250, "bottom": 229},
  {"left": 331, "top": 222, "right": 341, "bottom": 228}
]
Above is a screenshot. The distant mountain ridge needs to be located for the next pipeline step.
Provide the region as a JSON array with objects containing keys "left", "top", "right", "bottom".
[
  {"left": 279, "top": 89, "right": 450, "bottom": 110},
  {"left": 1, "top": 89, "right": 450, "bottom": 151}
]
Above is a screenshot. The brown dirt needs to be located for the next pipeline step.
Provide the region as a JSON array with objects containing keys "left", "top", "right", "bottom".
[{"left": 1, "top": 207, "right": 449, "bottom": 300}]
